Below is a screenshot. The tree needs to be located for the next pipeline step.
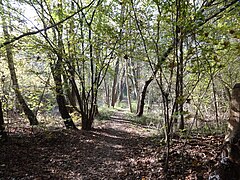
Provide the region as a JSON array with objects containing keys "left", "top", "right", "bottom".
[
  {"left": 0, "top": 0, "right": 238, "bottom": 135},
  {"left": 68, "top": 0, "right": 121, "bottom": 130},
  {"left": 0, "top": 0, "right": 38, "bottom": 125},
  {"left": 209, "top": 83, "right": 240, "bottom": 180},
  {"left": 0, "top": 99, "right": 7, "bottom": 141},
  {"left": 134, "top": 0, "right": 240, "bottom": 117}
]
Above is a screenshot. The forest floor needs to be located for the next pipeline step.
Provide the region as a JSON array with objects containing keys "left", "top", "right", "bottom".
[{"left": 0, "top": 110, "right": 224, "bottom": 180}]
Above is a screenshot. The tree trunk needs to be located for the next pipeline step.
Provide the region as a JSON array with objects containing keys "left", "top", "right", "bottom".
[
  {"left": 1, "top": 3, "right": 38, "bottom": 125},
  {"left": 136, "top": 77, "right": 154, "bottom": 116},
  {"left": 117, "top": 68, "right": 125, "bottom": 104},
  {"left": 130, "top": 60, "right": 140, "bottom": 101},
  {"left": 111, "top": 59, "right": 119, "bottom": 107},
  {"left": 51, "top": 61, "right": 77, "bottom": 129},
  {"left": 223, "top": 83, "right": 240, "bottom": 168},
  {"left": 63, "top": 73, "right": 76, "bottom": 113},
  {"left": 104, "top": 79, "right": 110, "bottom": 107},
  {"left": 147, "top": 88, "right": 154, "bottom": 112},
  {"left": 0, "top": 100, "right": 4, "bottom": 129},
  {"left": 0, "top": 99, "right": 7, "bottom": 141},
  {"left": 125, "top": 58, "right": 133, "bottom": 113},
  {"left": 82, "top": 114, "right": 93, "bottom": 131},
  {"left": 209, "top": 83, "right": 240, "bottom": 180},
  {"left": 136, "top": 46, "right": 173, "bottom": 117},
  {"left": 211, "top": 76, "right": 219, "bottom": 127},
  {"left": 178, "top": 12, "right": 184, "bottom": 130},
  {"left": 225, "top": 83, "right": 240, "bottom": 143},
  {"left": 48, "top": 0, "right": 76, "bottom": 129}
]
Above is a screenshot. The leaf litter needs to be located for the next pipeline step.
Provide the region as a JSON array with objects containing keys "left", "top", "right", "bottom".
[{"left": 0, "top": 115, "right": 223, "bottom": 179}]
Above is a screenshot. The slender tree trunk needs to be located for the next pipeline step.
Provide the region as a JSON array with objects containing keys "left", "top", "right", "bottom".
[
  {"left": 211, "top": 76, "right": 219, "bottom": 126},
  {"left": 147, "top": 88, "right": 153, "bottom": 112},
  {"left": 111, "top": 59, "right": 119, "bottom": 107},
  {"left": 0, "top": 100, "right": 3, "bottom": 128},
  {"left": 82, "top": 114, "right": 93, "bottom": 130},
  {"left": 0, "top": 99, "right": 7, "bottom": 141},
  {"left": 104, "top": 79, "right": 110, "bottom": 107},
  {"left": 125, "top": 57, "right": 133, "bottom": 113},
  {"left": 130, "top": 60, "right": 139, "bottom": 101},
  {"left": 117, "top": 68, "right": 125, "bottom": 104},
  {"left": 1, "top": 3, "right": 38, "bottom": 125},
  {"left": 68, "top": 86, "right": 77, "bottom": 111},
  {"left": 178, "top": 5, "right": 184, "bottom": 130},
  {"left": 178, "top": 41, "right": 185, "bottom": 130},
  {"left": 63, "top": 73, "right": 76, "bottom": 113},
  {"left": 86, "top": 27, "right": 95, "bottom": 131},
  {"left": 65, "top": 1, "right": 77, "bottom": 113}
]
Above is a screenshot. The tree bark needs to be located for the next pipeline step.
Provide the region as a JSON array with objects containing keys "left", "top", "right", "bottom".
[
  {"left": 63, "top": 73, "right": 76, "bottom": 113},
  {"left": 0, "top": 100, "right": 4, "bottom": 129},
  {"left": 136, "top": 77, "right": 154, "bottom": 116},
  {"left": 130, "top": 60, "right": 139, "bottom": 101},
  {"left": 82, "top": 115, "right": 93, "bottom": 131},
  {"left": 51, "top": 60, "right": 77, "bottom": 129},
  {"left": 225, "top": 83, "right": 240, "bottom": 143},
  {"left": 0, "top": 99, "right": 7, "bottom": 141},
  {"left": 210, "top": 83, "right": 240, "bottom": 180},
  {"left": 211, "top": 76, "right": 219, "bottom": 127},
  {"left": 136, "top": 46, "right": 174, "bottom": 117}
]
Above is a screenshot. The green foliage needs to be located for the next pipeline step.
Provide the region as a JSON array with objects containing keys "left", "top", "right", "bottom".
[
  {"left": 130, "top": 112, "right": 162, "bottom": 127},
  {"left": 191, "top": 123, "right": 228, "bottom": 136},
  {"left": 96, "top": 106, "right": 116, "bottom": 120},
  {"left": 0, "top": 0, "right": 239, "bottom": 133}
]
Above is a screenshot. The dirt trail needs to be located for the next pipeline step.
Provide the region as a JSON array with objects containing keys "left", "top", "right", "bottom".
[
  {"left": 0, "top": 111, "right": 222, "bottom": 179},
  {"left": 0, "top": 112, "right": 160, "bottom": 179}
]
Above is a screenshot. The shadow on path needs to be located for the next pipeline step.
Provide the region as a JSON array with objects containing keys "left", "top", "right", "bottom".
[{"left": 0, "top": 117, "right": 160, "bottom": 179}]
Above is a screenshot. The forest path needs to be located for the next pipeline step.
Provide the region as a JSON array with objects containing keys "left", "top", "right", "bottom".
[
  {"left": 0, "top": 110, "right": 221, "bottom": 179},
  {"left": 0, "top": 111, "right": 161, "bottom": 179},
  {"left": 100, "top": 109, "right": 157, "bottom": 137}
]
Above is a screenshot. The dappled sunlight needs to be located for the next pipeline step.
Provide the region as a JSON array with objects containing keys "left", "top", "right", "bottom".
[
  {"left": 0, "top": 118, "right": 160, "bottom": 179},
  {"left": 0, "top": 111, "right": 228, "bottom": 179}
]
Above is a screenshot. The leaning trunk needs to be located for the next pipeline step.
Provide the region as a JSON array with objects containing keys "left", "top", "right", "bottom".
[
  {"left": 136, "top": 47, "right": 173, "bottom": 117},
  {"left": 5, "top": 45, "right": 38, "bottom": 126},
  {"left": 1, "top": 4, "right": 38, "bottom": 125},
  {"left": 136, "top": 77, "right": 154, "bottom": 116}
]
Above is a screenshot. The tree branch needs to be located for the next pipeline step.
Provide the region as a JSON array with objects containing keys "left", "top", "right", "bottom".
[{"left": 0, "top": 0, "right": 96, "bottom": 48}]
